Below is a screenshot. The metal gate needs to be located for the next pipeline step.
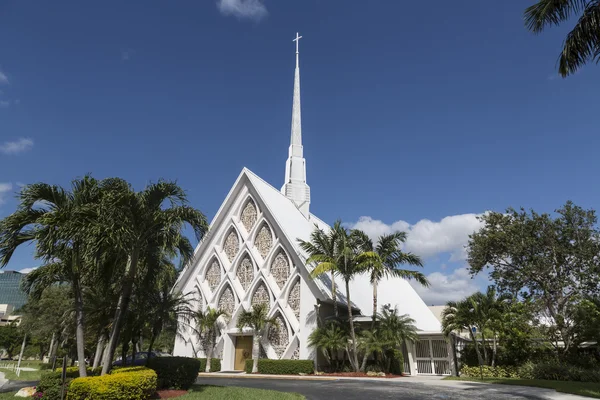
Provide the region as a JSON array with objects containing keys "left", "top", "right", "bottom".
[{"left": 414, "top": 338, "right": 451, "bottom": 375}]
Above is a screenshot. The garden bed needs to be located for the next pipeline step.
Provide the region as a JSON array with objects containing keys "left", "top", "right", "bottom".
[
  {"left": 153, "top": 389, "right": 189, "bottom": 398},
  {"left": 320, "top": 372, "right": 404, "bottom": 378}
]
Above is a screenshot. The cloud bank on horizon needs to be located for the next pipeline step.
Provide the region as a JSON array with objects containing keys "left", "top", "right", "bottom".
[
  {"left": 346, "top": 213, "right": 488, "bottom": 305},
  {"left": 217, "top": 0, "right": 268, "bottom": 21}
]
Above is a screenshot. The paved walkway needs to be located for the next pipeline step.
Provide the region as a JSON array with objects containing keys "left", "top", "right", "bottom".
[
  {"left": 197, "top": 374, "right": 591, "bottom": 400},
  {"left": 0, "top": 371, "right": 6, "bottom": 390}
]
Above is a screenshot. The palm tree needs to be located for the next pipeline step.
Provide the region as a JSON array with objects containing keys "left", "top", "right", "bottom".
[
  {"left": 375, "top": 304, "right": 418, "bottom": 373},
  {"left": 193, "top": 307, "right": 227, "bottom": 372},
  {"left": 298, "top": 222, "right": 341, "bottom": 318},
  {"left": 524, "top": 0, "right": 600, "bottom": 77},
  {"left": 308, "top": 321, "right": 348, "bottom": 371},
  {"left": 441, "top": 298, "right": 485, "bottom": 367},
  {"left": 100, "top": 180, "right": 208, "bottom": 375},
  {"left": 236, "top": 303, "right": 278, "bottom": 373},
  {"left": 352, "top": 231, "right": 427, "bottom": 329},
  {"left": 469, "top": 286, "right": 510, "bottom": 367},
  {"left": 0, "top": 177, "right": 103, "bottom": 377}
]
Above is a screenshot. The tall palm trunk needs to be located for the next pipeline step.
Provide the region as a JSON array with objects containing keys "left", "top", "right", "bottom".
[
  {"left": 92, "top": 333, "right": 106, "bottom": 370},
  {"left": 147, "top": 330, "right": 158, "bottom": 358},
  {"left": 345, "top": 279, "right": 359, "bottom": 372},
  {"left": 331, "top": 271, "right": 338, "bottom": 317},
  {"left": 251, "top": 335, "right": 260, "bottom": 373},
  {"left": 469, "top": 328, "right": 484, "bottom": 367},
  {"left": 205, "top": 342, "right": 213, "bottom": 373},
  {"left": 491, "top": 333, "right": 498, "bottom": 367},
  {"left": 371, "top": 279, "right": 378, "bottom": 330},
  {"left": 72, "top": 275, "right": 87, "bottom": 377},
  {"left": 480, "top": 330, "right": 489, "bottom": 365},
  {"left": 101, "top": 250, "right": 139, "bottom": 375},
  {"left": 48, "top": 333, "right": 56, "bottom": 363}
]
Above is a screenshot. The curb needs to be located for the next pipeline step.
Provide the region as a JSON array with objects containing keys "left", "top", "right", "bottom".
[{"left": 198, "top": 373, "right": 338, "bottom": 381}]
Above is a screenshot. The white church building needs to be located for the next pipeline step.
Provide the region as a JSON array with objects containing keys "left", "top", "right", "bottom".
[{"left": 173, "top": 34, "right": 453, "bottom": 375}]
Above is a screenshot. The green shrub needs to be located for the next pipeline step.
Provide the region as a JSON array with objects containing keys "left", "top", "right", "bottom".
[
  {"left": 147, "top": 356, "right": 200, "bottom": 389},
  {"left": 460, "top": 365, "right": 521, "bottom": 379},
  {"left": 531, "top": 362, "right": 600, "bottom": 383},
  {"left": 198, "top": 358, "right": 221, "bottom": 372},
  {"left": 37, "top": 368, "right": 100, "bottom": 400},
  {"left": 39, "top": 363, "right": 53, "bottom": 370},
  {"left": 244, "top": 359, "right": 314, "bottom": 375},
  {"left": 67, "top": 367, "right": 157, "bottom": 400}
]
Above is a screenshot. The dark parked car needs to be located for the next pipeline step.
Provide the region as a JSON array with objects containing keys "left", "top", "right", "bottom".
[{"left": 112, "top": 351, "right": 171, "bottom": 367}]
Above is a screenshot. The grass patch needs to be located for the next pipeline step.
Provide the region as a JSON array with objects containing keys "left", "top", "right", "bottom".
[
  {"left": 0, "top": 367, "right": 42, "bottom": 381},
  {"left": 0, "top": 392, "right": 20, "bottom": 400},
  {"left": 445, "top": 376, "right": 600, "bottom": 398},
  {"left": 179, "top": 385, "right": 304, "bottom": 399}
]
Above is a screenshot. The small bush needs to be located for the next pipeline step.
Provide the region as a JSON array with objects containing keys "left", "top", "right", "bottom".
[
  {"left": 147, "top": 356, "right": 200, "bottom": 389},
  {"left": 460, "top": 365, "right": 521, "bottom": 379},
  {"left": 244, "top": 359, "right": 314, "bottom": 375},
  {"left": 198, "top": 358, "right": 221, "bottom": 372},
  {"left": 37, "top": 368, "right": 100, "bottom": 400},
  {"left": 68, "top": 367, "right": 157, "bottom": 400},
  {"left": 531, "top": 362, "right": 600, "bottom": 383}
]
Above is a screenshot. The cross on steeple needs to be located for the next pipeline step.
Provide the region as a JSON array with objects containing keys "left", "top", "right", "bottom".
[{"left": 293, "top": 32, "right": 302, "bottom": 54}]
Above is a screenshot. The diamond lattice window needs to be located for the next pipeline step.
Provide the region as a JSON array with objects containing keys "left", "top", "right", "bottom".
[
  {"left": 240, "top": 200, "right": 258, "bottom": 233},
  {"left": 218, "top": 286, "right": 236, "bottom": 315},
  {"left": 236, "top": 256, "right": 254, "bottom": 290},
  {"left": 251, "top": 282, "right": 270, "bottom": 311},
  {"left": 255, "top": 224, "right": 273, "bottom": 259},
  {"left": 292, "top": 345, "right": 300, "bottom": 360},
  {"left": 268, "top": 314, "right": 289, "bottom": 359},
  {"left": 205, "top": 260, "right": 222, "bottom": 291},
  {"left": 288, "top": 280, "right": 301, "bottom": 320},
  {"left": 270, "top": 250, "right": 290, "bottom": 289},
  {"left": 224, "top": 230, "right": 239, "bottom": 263},
  {"left": 196, "top": 287, "right": 204, "bottom": 312}
]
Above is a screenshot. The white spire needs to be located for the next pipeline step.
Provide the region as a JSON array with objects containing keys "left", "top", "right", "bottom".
[{"left": 282, "top": 32, "right": 310, "bottom": 218}]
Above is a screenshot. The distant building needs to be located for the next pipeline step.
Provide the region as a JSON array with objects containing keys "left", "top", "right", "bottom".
[{"left": 0, "top": 270, "right": 28, "bottom": 311}]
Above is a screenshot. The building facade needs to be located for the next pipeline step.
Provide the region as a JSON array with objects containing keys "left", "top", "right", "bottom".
[{"left": 173, "top": 34, "right": 453, "bottom": 375}]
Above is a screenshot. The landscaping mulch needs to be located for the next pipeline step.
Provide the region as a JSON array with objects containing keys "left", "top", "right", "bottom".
[
  {"left": 153, "top": 389, "right": 189, "bottom": 398},
  {"left": 320, "top": 372, "right": 404, "bottom": 378}
]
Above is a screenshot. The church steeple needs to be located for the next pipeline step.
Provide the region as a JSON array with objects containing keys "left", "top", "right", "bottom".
[{"left": 282, "top": 32, "right": 311, "bottom": 218}]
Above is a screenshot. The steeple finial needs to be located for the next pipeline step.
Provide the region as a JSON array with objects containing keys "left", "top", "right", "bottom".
[{"left": 282, "top": 32, "right": 310, "bottom": 218}]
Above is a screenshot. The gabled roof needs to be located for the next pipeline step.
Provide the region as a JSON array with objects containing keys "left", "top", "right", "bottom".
[{"left": 175, "top": 167, "right": 338, "bottom": 304}]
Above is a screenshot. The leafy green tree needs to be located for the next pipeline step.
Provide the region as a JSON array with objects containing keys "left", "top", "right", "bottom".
[
  {"left": 0, "top": 177, "right": 104, "bottom": 376},
  {"left": 298, "top": 222, "right": 342, "bottom": 318},
  {"left": 376, "top": 304, "right": 418, "bottom": 373},
  {"left": 236, "top": 303, "right": 278, "bottom": 373},
  {"left": 193, "top": 307, "right": 227, "bottom": 372},
  {"left": 468, "top": 201, "right": 600, "bottom": 356},
  {"left": 524, "top": 0, "right": 600, "bottom": 77},
  {"left": 351, "top": 231, "right": 427, "bottom": 329},
  {"left": 99, "top": 180, "right": 207, "bottom": 375},
  {"left": 0, "top": 323, "right": 24, "bottom": 359}
]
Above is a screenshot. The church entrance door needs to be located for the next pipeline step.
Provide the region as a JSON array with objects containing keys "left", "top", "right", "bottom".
[{"left": 234, "top": 336, "right": 253, "bottom": 371}]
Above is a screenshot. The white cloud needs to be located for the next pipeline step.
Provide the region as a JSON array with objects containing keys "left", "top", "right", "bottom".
[
  {"left": 217, "top": 0, "right": 267, "bottom": 20},
  {"left": 411, "top": 267, "right": 486, "bottom": 306},
  {"left": 0, "top": 182, "right": 12, "bottom": 205},
  {"left": 0, "top": 138, "right": 34, "bottom": 155},
  {"left": 0, "top": 100, "right": 9, "bottom": 108},
  {"left": 0, "top": 70, "right": 8, "bottom": 85},
  {"left": 18, "top": 267, "right": 37, "bottom": 274},
  {"left": 347, "top": 213, "right": 485, "bottom": 262}
]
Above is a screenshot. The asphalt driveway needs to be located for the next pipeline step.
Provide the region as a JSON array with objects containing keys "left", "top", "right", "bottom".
[{"left": 196, "top": 377, "right": 547, "bottom": 400}]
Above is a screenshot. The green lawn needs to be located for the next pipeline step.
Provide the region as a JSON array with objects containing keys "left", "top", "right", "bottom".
[
  {"left": 0, "top": 385, "right": 304, "bottom": 399},
  {"left": 0, "top": 367, "right": 42, "bottom": 382},
  {"left": 445, "top": 376, "right": 600, "bottom": 398},
  {"left": 179, "top": 385, "right": 304, "bottom": 399}
]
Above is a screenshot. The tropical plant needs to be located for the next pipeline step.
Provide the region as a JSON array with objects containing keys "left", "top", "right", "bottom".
[
  {"left": 351, "top": 231, "right": 427, "bottom": 329},
  {"left": 298, "top": 222, "right": 341, "bottom": 318},
  {"left": 524, "top": 0, "right": 600, "bottom": 77},
  {"left": 193, "top": 307, "right": 227, "bottom": 372},
  {"left": 375, "top": 304, "right": 418, "bottom": 373},
  {"left": 442, "top": 297, "right": 485, "bottom": 367},
  {"left": 0, "top": 177, "right": 104, "bottom": 376},
  {"left": 307, "top": 321, "right": 348, "bottom": 371},
  {"left": 99, "top": 180, "right": 208, "bottom": 375},
  {"left": 236, "top": 303, "right": 278, "bottom": 373}
]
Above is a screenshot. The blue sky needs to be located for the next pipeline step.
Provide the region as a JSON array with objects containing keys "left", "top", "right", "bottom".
[{"left": 0, "top": 0, "right": 598, "bottom": 304}]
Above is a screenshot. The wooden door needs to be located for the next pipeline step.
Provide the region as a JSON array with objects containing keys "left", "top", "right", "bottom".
[{"left": 234, "top": 336, "right": 253, "bottom": 371}]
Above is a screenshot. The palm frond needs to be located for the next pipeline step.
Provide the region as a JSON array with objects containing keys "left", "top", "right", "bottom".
[
  {"left": 558, "top": 1, "right": 600, "bottom": 76},
  {"left": 525, "top": 0, "right": 588, "bottom": 33}
]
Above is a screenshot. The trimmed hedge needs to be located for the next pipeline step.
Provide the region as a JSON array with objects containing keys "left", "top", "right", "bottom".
[
  {"left": 198, "top": 358, "right": 221, "bottom": 372},
  {"left": 68, "top": 367, "right": 157, "bottom": 400},
  {"left": 37, "top": 368, "right": 100, "bottom": 400},
  {"left": 147, "top": 356, "right": 200, "bottom": 389},
  {"left": 461, "top": 365, "right": 522, "bottom": 379},
  {"left": 460, "top": 363, "right": 600, "bottom": 383},
  {"left": 244, "top": 359, "right": 314, "bottom": 375}
]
